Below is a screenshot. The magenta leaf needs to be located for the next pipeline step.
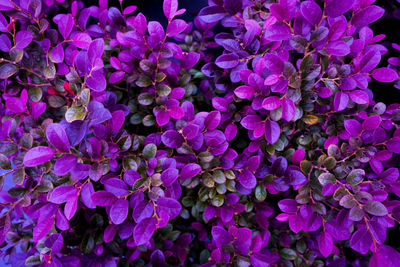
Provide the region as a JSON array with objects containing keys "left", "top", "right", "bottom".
[
  {"left": 33, "top": 217, "right": 54, "bottom": 242},
  {"left": 264, "top": 119, "right": 280, "bottom": 144},
  {"left": 23, "top": 146, "right": 55, "bottom": 167},
  {"left": 91, "top": 191, "right": 117, "bottom": 207},
  {"left": 300, "top": 1, "right": 322, "bottom": 26},
  {"left": 264, "top": 22, "right": 292, "bottom": 41},
  {"left": 278, "top": 199, "right": 298, "bottom": 213},
  {"left": 215, "top": 53, "right": 239, "bottom": 69},
  {"left": 45, "top": 233, "right": 64, "bottom": 254},
  {"left": 238, "top": 169, "right": 257, "bottom": 189},
  {"left": 71, "top": 32, "right": 92, "bottom": 49},
  {"left": 54, "top": 154, "right": 77, "bottom": 176},
  {"left": 212, "top": 226, "right": 233, "bottom": 248},
  {"left": 157, "top": 197, "right": 182, "bottom": 219},
  {"left": 180, "top": 163, "right": 201, "bottom": 180},
  {"left": 318, "top": 232, "right": 333, "bottom": 257},
  {"left": 352, "top": 6, "right": 385, "bottom": 28},
  {"left": 234, "top": 85, "right": 255, "bottom": 99},
  {"left": 167, "top": 19, "right": 187, "bottom": 36},
  {"left": 198, "top": 6, "right": 225, "bottom": 23},
  {"left": 161, "top": 130, "right": 184, "bottom": 148},
  {"left": 81, "top": 182, "right": 96, "bottom": 209},
  {"left": 350, "top": 228, "right": 373, "bottom": 254},
  {"left": 325, "top": 0, "right": 354, "bottom": 18}
]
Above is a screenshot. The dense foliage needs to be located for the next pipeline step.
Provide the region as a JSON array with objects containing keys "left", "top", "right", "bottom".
[{"left": 0, "top": 0, "right": 400, "bottom": 266}]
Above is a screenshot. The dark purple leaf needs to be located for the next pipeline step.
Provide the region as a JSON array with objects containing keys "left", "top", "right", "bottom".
[{"left": 134, "top": 217, "right": 157, "bottom": 245}]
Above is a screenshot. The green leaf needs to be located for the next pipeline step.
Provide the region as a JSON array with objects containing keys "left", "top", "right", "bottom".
[
  {"left": 212, "top": 170, "right": 226, "bottom": 184},
  {"left": 42, "top": 62, "right": 56, "bottom": 79},
  {"left": 280, "top": 248, "right": 297, "bottom": 260},
  {"left": 143, "top": 143, "right": 157, "bottom": 159},
  {"left": 135, "top": 75, "right": 152, "bottom": 87},
  {"left": 25, "top": 255, "right": 41, "bottom": 266},
  {"left": 364, "top": 200, "right": 388, "bottom": 216},
  {"left": 8, "top": 187, "right": 28, "bottom": 198},
  {"left": 20, "top": 133, "right": 33, "bottom": 148},
  {"left": 28, "top": 87, "right": 42, "bottom": 102},
  {"left": 48, "top": 95, "right": 66, "bottom": 108},
  {"left": 0, "top": 153, "right": 11, "bottom": 169},
  {"left": 80, "top": 88, "right": 90, "bottom": 106},
  {"left": 255, "top": 185, "right": 267, "bottom": 201},
  {"left": 0, "top": 63, "right": 18, "bottom": 79},
  {"left": 80, "top": 234, "right": 95, "bottom": 254},
  {"left": 138, "top": 93, "right": 153, "bottom": 105},
  {"left": 211, "top": 195, "right": 224, "bottom": 207},
  {"left": 12, "top": 169, "right": 25, "bottom": 185},
  {"left": 65, "top": 106, "right": 86, "bottom": 122},
  {"left": 300, "top": 55, "right": 314, "bottom": 71},
  {"left": 318, "top": 172, "right": 336, "bottom": 185},
  {"left": 156, "top": 84, "right": 171, "bottom": 96},
  {"left": 300, "top": 160, "right": 311, "bottom": 175},
  {"left": 117, "top": 135, "right": 132, "bottom": 152},
  {"left": 346, "top": 169, "right": 365, "bottom": 185},
  {"left": 323, "top": 156, "right": 336, "bottom": 170}
]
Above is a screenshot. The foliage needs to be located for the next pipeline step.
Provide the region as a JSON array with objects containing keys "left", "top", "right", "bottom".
[{"left": 0, "top": 0, "right": 399, "bottom": 266}]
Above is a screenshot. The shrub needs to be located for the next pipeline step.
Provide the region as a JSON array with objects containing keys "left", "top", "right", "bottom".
[{"left": 0, "top": 0, "right": 399, "bottom": 266}]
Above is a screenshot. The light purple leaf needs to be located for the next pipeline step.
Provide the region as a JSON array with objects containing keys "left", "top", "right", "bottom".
[
  {"left": 360, "top": 50, "right": 381, "bottom": 73},
  {"left": 134, "top": 217, "right": 157, "bottom": 245},
  {"left": 71, "top": 32, "right": 92, "bottom": 49},
  {"left": 352, "top": 6, "right": 385, "bottom": 28},
  {"left": 91, "top": 191, "right": 117, "bottom": 207},
  {"left": 104, "top": 178, "right": 129, "bottom": 196},
  {"left": 53, "top": 14, "right": 74, "bottom": 39},
  {"left": 362, "top": 115, "right": 381, "bottom": 130},
  {"left": 344, "top": 119, "right": 362, "bottom": 136},
  {"left": 33, "top": 217, "right": 54, "bottom": 242},
  {"left": 45, "top": 233, "right": 64, "bottom": 254},
  {"left": 333, "top": 91, "right": 349, "bottom": 111},
  {"left": 148, "top": 21, "right": 165, "bottom": 40},
  {"left": 157, "top": 197, "right": 182, "bottom": 219},
  {"left": 161, "top": 130, "right": 184, "bottom": 148},
  {"left": 300, "top": 1, "right": 322, "bottom": 26},
  {"left": 48, "top": 185, "right": 78, "bottom": 204},
  {"left": 0, "top": 34, "right": 11, "bottom": 52},
  {"left": 54, "top": 154, "right": 77, "bottom": 176},
  {"left": 198, "top": 6, "right": 226, "bottom": 23},
  {"left": 180, "top": 163, "right": 201, "bottom": 180},
  {"left": 86, "top": 70, "right": 106, "bottom": 92},
  {"left": 278, "top": 199, "right": 298, "bottom": 213},
  {"left": 46, "top": 123, "right": 70, "bottom": 152},
  {"left": 234, "top": 85, "right": 255, "bottom": 99},
  {"left": 265, "top": 119, "right": 280, "bottom": 144},
  {"left": 325, "top": 0, "right": 354, "bottom": 18},
  {"left": 167, "top": 19, "right": 187, "bottom": 36},
  {"left": 238, "top": 169, "right": 257, "bottom": 189},
  {"left": 281, "top": 98, "right": 295, "bottom": 122},
  {"left": 318, "top": 232, "right": 333, "bottom": 257},
  {"left": 264, "top": 22, "right": 292, "bottom": 41},
  {"left": 349, "top": 90, "right": 369, "bottom": 105},
  {"left": 163, "top": 0, "right": 178, "bottom": 20},
  {"left": 371, "top": 68, "right": 398, "bottom": 83},
  {"left": 81, "top": 182, "right": 96, "bottom": 209},
  {"left": 50, "top": 44, "right": 64, "bottom": 63},
  {"left": 264, "top": 53, "right": 284, "bottom": 74},
  {"left": 15, "top": 30, "right": 33, "bottom": 49},
  {"left": 215, "top": 53, "right": 239, "bottom": 69},
  {"left": 327, "top": 41, "right": 350, "bottom": 56},
  {"left": 110, "top": 199, "right": 129, "bottom": 225},
  {"left": 64, "top": 194, "right": 78, "bottom": 220},
  {"left": 350, "top": 228, "right": 373, "bottom": 254},
  {"left": 23, "top": 146, "right": 55, "bottom": 167}
]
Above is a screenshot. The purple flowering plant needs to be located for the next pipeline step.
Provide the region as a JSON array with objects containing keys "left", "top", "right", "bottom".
[{"left": 0, "top": 0, "right": 400, "bottom": 266}]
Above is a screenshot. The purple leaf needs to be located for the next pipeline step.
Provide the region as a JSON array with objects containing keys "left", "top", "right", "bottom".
[
  {"left": 224, "top": 0, "right": 242, "bottom": 15},
  {"left": 360, "top": 50, "right": 381, "bottom": 73},
  {"left": 281, "top": 98, "right": 295, "bottom": 122},
  {"left": 352, "top": 6, "right": 385, "bottom": 28},
  {"left": 54, "top": 154, "right": 77, "bottom": 176},
  {"left": 215, "top": 53, "right": 239, "bottom": 69},
  {"left": 205, "top": 111, "right": 221, "bottom": 130},
  {"left": 46, "top": 123, "right": 70, "bottom": 152},
  {"left": 33, "top": 217, "right": 54, "bottom": 242},
  {"left": 264, "top": 119, "right": 280, "bottom": 144},
  {"left": 0, "top": 34, "right": 11, "bottom": 52},
  {"left": 157, "top": 197, "right": 182, "bottom": 219},
  {"left": 86, "top": 70, "right": 106, "bottom": 92},
  {"left": 81, "top": 182, "right": 96, "bottom": 209},
  {"left": 161, "top": 130, "right": 184, "bottom": 148},
  {"left": 325, "top": 0, "right": 354, "bottom": 18},
  {"left": 71, "top": 32, "right": 92, "bottom": 49},
  {"left": 53, "top": 14, "right": 74, "bottom": 39},
  {"left": 182, "top": 52, "right": 200, "bottom": 69},
  {"left": 234, "top": 85, "right": 255, "bottom": 99},
  {"left": 50, "top": 44, "right": 64, "bottom": 63},
  {"left": 110, "top": 199, "right": 129, "bottom": 225},
  {"left": 64, "top": 194, "right": 78, "bottom": 220},
  {"left": 104, "top": 178, "right": 129, "bottom": 196},
  {"left": 15, "top": 30, "right": 33, "bottom": 49},
  {"left": 287, "top": 169, "right": 307, "bottom": 186},
  {"left": 91, "top": 191, "right": 117, "bottom": 207},
  {"left": 371, "top": 68, "right": 398, "bottom": 83},
  {"left": 167, "top": 19, "right": 187, "bottom": 36},
  {"left": 212, "top": 226, "right": 233, "bottom": 247},
  {"left": 148, "top": 21, "right": 165, "bottom": 40},
  {"left": 88, "top": 39, "right": 104, "bottom": 66},
  {"left": 349, "top": 90, "right": 369, "bottom": 105},
  {"left": 278, "top": 199, "right": 298, "bottom": 213},
  {"left": 161, "top": 168, "right": 179, "bottom": 187},
  {"left": 134, "top": 217, "right": 157, "bottom": 245},
  {"left": 48, "top": 185, "right": 78, "bottom": 204},
  {"left": 23, "top": 146, "right": 55, "bottom": 167},
  {"left": 264, "top": 53, "right": 284, "bottom": 74},
  {"left": 180, "top": 163, "right": 201, "bottom": 180},
  {"left": 110, "top": 110, "right": 125, "bottom": 132},
  {"left": 318, "top": 232, "right": 333, "bottom": 257},
  {"left": 241, "top": 115, "right": 262, "bottom": 130},
  {"left": 350, "top": 228, "right": 373, "bottom": 254},
  {"left": 300, "top": 1, "right": 322, "bottom": 26},
  {"left": 198, "top": 6, "right": 226, "bottom": 23},
  {"left": 362, "top": 115, "right": 381, "bottom": 130},
  {"left": 45, "top": 233, "right": 63, "bottom": 254},
  {"left": 163, "top": 0, "right": 178, "bottom": 20},
  {"left": 327, "top": 41, "right": 350, "bottom": 56},
  {"left": 344, "top": 119, "right": 362, "bottom": 136},
  {"left": 238, "top": 169, "right": 257, "bottom": 189},
  {"left": 333, "top": 92, "right": 349, "bottom": 111},
  {"left": 264, "top": 22, "right": 292, "bottom": 41}
]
